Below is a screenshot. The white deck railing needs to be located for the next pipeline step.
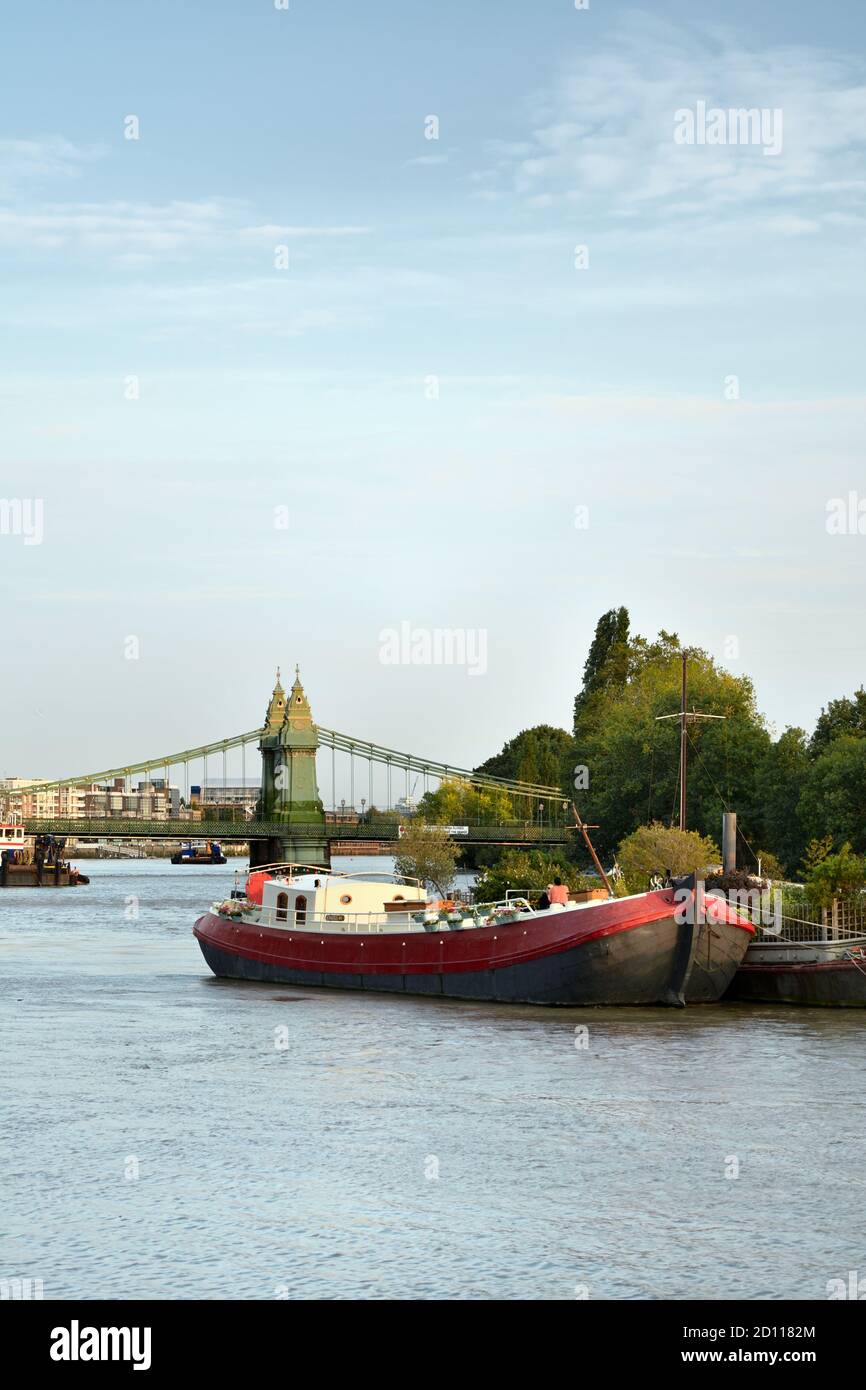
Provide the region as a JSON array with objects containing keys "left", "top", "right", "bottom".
[{"left": 215, "top": 896, "right": 541, "bottom": 934}]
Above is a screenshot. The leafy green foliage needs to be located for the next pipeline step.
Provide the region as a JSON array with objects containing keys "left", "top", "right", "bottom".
[
  {"left": 804, "top": 842, "right": 866, "bottom": 908},
  {"left": 810, "top": 688, "right": 866, "bottom": 757},
  {"left": 473, "top": 849, "right": 592, "bottom": 904},
  {"left": 474, "top": 725, "right": 572, "bottom": 792},
  {"left": 800, "top": 836, "right": 834, "bottom": 878},
  {"left": 416, "top": 776, "right": 514, "bottom": 825},
  {"left": 751, "top": 849, "right": 786, "bottom": 881},
  {"left": 572, "top": 632, "right": 769, "bottom": 856},
  {"left": 797, "top": 737, "right": 866, "bottom": 854},
  {"left": 616, "top": 822, "right": 720, "bottom": 893},
  {"left": 753, "top": 727, "right": 809, "bottom": 874},
  {"left": 393, "top": 822, "right": 458, "bottom": 898},
  {"left": 573, "top": 606, "right": 630, "bottom": 731},
  {"left": 466, "top": 619, "right": 866, "bottom": 896},
  {"left": 363, "top": 804, "right": 399, "bottom": 824}
]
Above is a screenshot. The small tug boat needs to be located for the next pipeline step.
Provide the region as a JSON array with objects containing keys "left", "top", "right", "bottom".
[
  {"left": 171, "top": 839, "right": 227, "bottom": 866},
  {"left": 193, "top": 863, "right": 754, "bottom": 1006},
  {"left": 0, "top": 822, "right": 89, "bottom": 888}
]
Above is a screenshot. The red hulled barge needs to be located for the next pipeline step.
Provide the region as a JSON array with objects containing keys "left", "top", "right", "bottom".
[{"left": 194, "top": 864, "right": 753, "bottom": 1007}]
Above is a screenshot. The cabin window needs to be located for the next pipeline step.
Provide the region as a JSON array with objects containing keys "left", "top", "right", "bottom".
[
  {"left": 340, "top": 893, "right": 352, "bottom": 905},
  {"left": 276, "top": 892, "right": 289, "bottom": 923},
  {"left": 296, "top": 894, "right": 308, "bottom": 925}
]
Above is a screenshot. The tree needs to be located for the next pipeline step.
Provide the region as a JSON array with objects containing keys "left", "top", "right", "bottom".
[
  {"left": 616, "top": 822, "right": 721, "bottom": 894},
  {"left": 393, "top": 822, "right": 458, "bottom": 898},
  {"left": 810, "top": 688, "right": 866, "bottom": 757},
  {"left": 754, "top": 727, "right": 810, "bottom": 873},
  {"left": 573, "top": 606, "right": 630, "bottom": 732},
  {"left": 416, "top": 777, "right": 514, "bottom": 826},
  {"left": 571, "top": 633, "right": 770, "bottom": 856},
  {"left": 751, "top": 849, "right": 786, "bottom": 881},
  {"left": 804, "top": 843, "right": 866, "bottom": 908},
  {"left": 474, "top": 725, "right": 572, "bottom": 791},
  {"left": 800, "top": 836, "right": 834, "bottom": 879},
  {"left": 797, "top": 737, "right": 866, "bottom": 854},
  {"left": 473, "top": 849, "right": 591, "bottom": 904}
]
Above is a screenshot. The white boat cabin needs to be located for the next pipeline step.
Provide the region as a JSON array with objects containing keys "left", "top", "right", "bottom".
[
  {"left": 211, "top": 864, "right": 619, "bottom": 935},
  {"left": 260, "top": 870, "right": 427, "bottom": 931},
  {"left": 0, "top": 823, "right": 26, "bottom": 853}
]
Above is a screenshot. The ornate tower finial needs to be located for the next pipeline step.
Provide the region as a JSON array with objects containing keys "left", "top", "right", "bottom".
[
  {"left": 286, "top": 665, "right": 313, "bottom": 725},
  {"left": 264, "top": 668, "right": 286, "bottom": 730}
]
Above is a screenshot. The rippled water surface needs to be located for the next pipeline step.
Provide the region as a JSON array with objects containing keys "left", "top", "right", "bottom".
[{"left": 2, "top": 859, "right": 864, "bottom": 1300}]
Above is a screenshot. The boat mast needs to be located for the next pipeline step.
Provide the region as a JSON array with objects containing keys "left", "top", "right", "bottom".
[
  {"left": 655, "top": 648, "right": 725, "bottom": 835},
  {"left": 571, "top": 803, "right": 612, "bottom": 895}
]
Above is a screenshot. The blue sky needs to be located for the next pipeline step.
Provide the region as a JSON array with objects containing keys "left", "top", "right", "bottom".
[{"left": 2, "top": 1, "right": 866, "bottom": 782}]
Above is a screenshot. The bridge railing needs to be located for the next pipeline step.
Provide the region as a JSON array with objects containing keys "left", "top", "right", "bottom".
[{"left": 25, "top": 817, "right": 575, "bottom": 844}]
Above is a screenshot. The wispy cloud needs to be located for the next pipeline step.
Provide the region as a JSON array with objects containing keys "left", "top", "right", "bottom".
[
  {"left": 537, "top": 392, "right": 866, "bottom": 420},
  {"left": 484, "top": 13, "right": 866, "bottom": 227},
  {"left": 0, "top": 136, "right": 103, "bottom": 195},
  {"left": 0, "top": 195, "right": 370, "bottom": 263},
  {"left": 238, "top": 223, "right": 371, "bottom": 240},
  {"left": 404, "top": 153, "right": 450, "bottom": 167}
]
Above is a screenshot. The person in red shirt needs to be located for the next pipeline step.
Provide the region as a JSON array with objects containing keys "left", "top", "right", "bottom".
[{"left": 547, "top": 877, "right": 569, "bottom": 905}]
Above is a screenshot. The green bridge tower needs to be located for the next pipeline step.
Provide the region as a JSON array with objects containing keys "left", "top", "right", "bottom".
[{"left": 252, "top": 668, "right": 328, "bottom": 868}]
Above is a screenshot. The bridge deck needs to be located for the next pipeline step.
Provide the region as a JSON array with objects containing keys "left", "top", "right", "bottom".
[{"left": 25, "top": 818, "right": 575, "bottom": 845}]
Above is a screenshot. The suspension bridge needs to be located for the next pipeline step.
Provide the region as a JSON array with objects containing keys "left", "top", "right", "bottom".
[{"left": 20, "top": 670, "right": 575, "bottom": 865}]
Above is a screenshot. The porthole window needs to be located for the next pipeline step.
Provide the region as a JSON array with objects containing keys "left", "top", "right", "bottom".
[{"left": 340, "top": 893, "right": 352, "bottom": 905}]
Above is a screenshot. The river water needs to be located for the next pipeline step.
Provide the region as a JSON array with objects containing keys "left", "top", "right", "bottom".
[{"left": 1, "top": 859, "right": 864, "bottom": 1301}]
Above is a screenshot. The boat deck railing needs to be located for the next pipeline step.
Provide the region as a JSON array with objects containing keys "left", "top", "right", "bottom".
[
  {"left": 249, "top": 861, "right": 422, "bottom": 890},
  {"left": 715, "top": 887, "right": 866, "bottom": 944},
  {"left": 749, "top": 912, "right": 866, "bottom": 945},
  {"left": 752, "top": 924, "right": 866, "bottom": 946},
  {"left": 215, "top": 895, "right": 542, "bottom": 934}
]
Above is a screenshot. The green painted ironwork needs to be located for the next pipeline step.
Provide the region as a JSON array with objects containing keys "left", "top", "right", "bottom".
[
  {"left": 23, "top": 727, "right": 567, "bottom": 802},
  {"left": 25, "top": 818, "right": 573, "bottom": 844},
  {"left": 21, "top": 730, "right": 262, "bottom": 794}
]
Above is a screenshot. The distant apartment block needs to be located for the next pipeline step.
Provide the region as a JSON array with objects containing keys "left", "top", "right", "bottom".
[{"left": 2, "top": 776, "right": 180, "bottom": 820}]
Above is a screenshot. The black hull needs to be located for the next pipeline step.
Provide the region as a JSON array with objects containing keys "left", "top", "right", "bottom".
[
  {"left": 171, "top": 855, "right": 228, "bottom": 865},
  {"left": 196, "top": 913, "right": 749, "bottom": 1007},
  {"left": 728, "top": 965, "right": 866, "bottom": 1007}
]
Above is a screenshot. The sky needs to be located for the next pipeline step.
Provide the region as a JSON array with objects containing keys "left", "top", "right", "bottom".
[{"left": 2, "top": 0, "right": 866, "bottom": 785}]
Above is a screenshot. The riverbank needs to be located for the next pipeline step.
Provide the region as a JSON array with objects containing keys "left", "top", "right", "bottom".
[{"left": 69, "top": 841, "right": 249, "bottom": 859}]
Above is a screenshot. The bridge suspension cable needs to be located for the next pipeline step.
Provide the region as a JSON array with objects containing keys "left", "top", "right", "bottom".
[
  {"left": 23, "top": 726, "right": 567, "bottom": 803},
  {"left": 316, "top": 728, "right": 565, "bottom": 801}
]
